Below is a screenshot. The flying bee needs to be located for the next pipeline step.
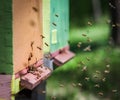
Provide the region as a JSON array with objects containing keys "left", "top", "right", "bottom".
[
  {"left": 59, "top": 84, "right": 64, "bottom": 87},
  {"left": 85, "top": 77, "right": 90, "bottom": 81},
  {"left": 98, "top": 92, "right": 103, "bottom": 96},
  {"left": 87, "top": 37, "right": 92, "bottom": 42},
  {"left": 82, "top": 33, "right": 87, "bottom": 37},
  {"left": 86, "top": 57, "right": 90, "bottom": 61},
  {"left": 102, "top": 77, "right": 106, "bottom": 82},
  {"left": 87, "top": 21, "right": 92, "bottom": 26},
  {"left": 94, "top": 84, "right": 100, "bottom": 88},
  {"left": 104, "top": 70, "right": 110, "bottom": 74},
  {"left": 83, "top": 45, "right": 91, "bottom": 51},
  {"left": 82, "top": 66, "right": 87, "bottom": 71},
  {"left": 112, "top": 89, "right": 117, "bottom": 93},
  {"left": 72, "top": 83, "right": 76, "bottom": 87},
  {"left": 77, "top": 83, "right": 82, "bottom": 87}
]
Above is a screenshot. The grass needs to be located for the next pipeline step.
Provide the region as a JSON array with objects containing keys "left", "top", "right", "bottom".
[{"left": 46, "top": 21, "right": 120, "bottom": 100}]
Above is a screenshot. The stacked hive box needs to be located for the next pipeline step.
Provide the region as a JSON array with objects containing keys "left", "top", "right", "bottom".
[
  {"left": 43, "top": 0, "right": 75, "bottom": 67},
  {"left": 0, "top": 0, "right": 52, "bottom": 99},
  {"left": 0, "top": 0, "right": 74, "bottom": 99}
]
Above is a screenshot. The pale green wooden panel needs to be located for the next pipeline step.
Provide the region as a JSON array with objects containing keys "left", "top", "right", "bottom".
[
  {"left": 0, "top": 0, "right": 13, "bottom": 74},
  {"left": 50, "top": 0, "right": 69, "bottom": 53},
  {"left": 43, "top": 0, "right": 50, "bottom": 53}
]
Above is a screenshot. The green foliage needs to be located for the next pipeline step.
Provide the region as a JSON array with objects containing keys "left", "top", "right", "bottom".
[{"left": 47, "top": 21, "right": 120, "bottom": 100}]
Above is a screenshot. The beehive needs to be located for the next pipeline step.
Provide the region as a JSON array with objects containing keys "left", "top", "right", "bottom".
[
  {"left": 43, "top": 0, "right": 75, "bottom": 66},
  {"left": 0, "top": 0, "right": 51, "bottom": 99}
]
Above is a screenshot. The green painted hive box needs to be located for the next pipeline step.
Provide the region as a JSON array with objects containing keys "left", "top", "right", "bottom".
[{"left": 43, "top": 0, "right": 75, "bottom": 66}]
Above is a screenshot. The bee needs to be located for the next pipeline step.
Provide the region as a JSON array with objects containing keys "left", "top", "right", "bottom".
[
  {"left": 40, "top": 35, "right": 45, "bottom": 39},
  {"left": 87, "top": 37, "right": 92, "bottom": 42},
  {"left": 37, "top": 46, "right": 42, "bottom": 50},
  {"left": 112, "top": 24, "right": 116, "bottom": 27},
  {"left": 83, "top": 45, "right": 91, "bottom": 51},
  {"left": 59, "top": 84, "right": 64, "bottom": 87},
  {"left": 51, "top": 96, "right": 56, "bottom": 100},
  {"left": 94, "top": 84, "right": 100, "bottom": 88},
  {"left": 86, "top": 57, "right": 90, "bottom": 61},
  {"left": 98, "top": 92, "right": 103, "bottom": 96},
  {"left": 82, "top": 34, "right": 87, "bottom": 37},
  {"left": 77, "top": 42, "right": 82, "bottom": 48},
  {"left": 109, "top": 2, "right": 116, "bottom": 9},
  {"left": 80, "top": 61, "right": 85, "bottom": 65},
  {"left": 55, "top": 14, "right": 59, "bottom": 17},
  {"left": 106, "top": 64, "right": 110, "bottom": 68},
  {"left": 45, "top": 42, "right": 49, "bottom": 46},
  {"left": 112, "top": 89, "right": 117, "bottom": 93},
  {"left": 32, "top": 7, "right": 38, "bottom": 12},
  {"left": 31, "top": 41, "right": 34, "bottom": 50},
  {"left": 95, "top": 70, "right": 101, "bottom": 74},
  {"left": 72, "top": 83, "right": 76, "bottom": 87},
  {"left": 77, "top": 83, "right": 82, "bottom": 87},
  {"left": 85, "top": 77, "right": 90, "bottom": 81},
  {"left": 82, "top": 66, "right": 87, "bottom": 71},
  {"left": 104, "top": 70, "right": 110, "bottom": 74},
  {"left": 52, "top": 22, "right": 57, "bottom": 26},
  {"left": 87, "top": 21, "right": 92, "bottom": 26}
]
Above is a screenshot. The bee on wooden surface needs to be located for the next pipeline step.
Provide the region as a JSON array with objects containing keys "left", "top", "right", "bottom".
[
  {"left": 30, "top": 20, "right": 35, "bottom": 27},
  {"left": 55, "top": 14, "right": 59, "bottom": 17},
  {"left": 83, "top": 45, "right": 91, "bottom": 51},
  {"left": 45, "top": 42, "right": 49, "bottom": 47},
  {"left": 40, "top": 35, "right": 45, "bottom": 39},
  {"left": 31, "top": 41, "right": 34, "bottom": 50},
  {"left": 52, "top": 22, "right": 57, "bottom": 26},
  {"left": 32, "top": 7, "right": 38, "bottom": 12},
  {"left": 37, "top": 46, "right": 42, "bottom": 50}
]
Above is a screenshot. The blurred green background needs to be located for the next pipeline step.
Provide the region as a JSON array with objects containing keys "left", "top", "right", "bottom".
[{"left": 46, "top": 0, "right": 120, "bottom": 100}]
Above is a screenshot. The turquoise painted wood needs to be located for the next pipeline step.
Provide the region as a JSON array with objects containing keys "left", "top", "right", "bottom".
[
  {"left": 50, "top": 0, "right": 69, "bottom": 53},
  {"left": 0, "top": 0, "right": 13, "bottom": 74}
]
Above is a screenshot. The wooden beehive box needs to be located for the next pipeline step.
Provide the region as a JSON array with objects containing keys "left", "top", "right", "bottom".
[
  {"left": 0, "top": 0, "right": 51, "bottom": 99},
  {"left": 43, "top": 0, "right": 75, "bottom": 66},
  {"left": 0, "top": 0, "right": 43, "bottom": 75}
]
